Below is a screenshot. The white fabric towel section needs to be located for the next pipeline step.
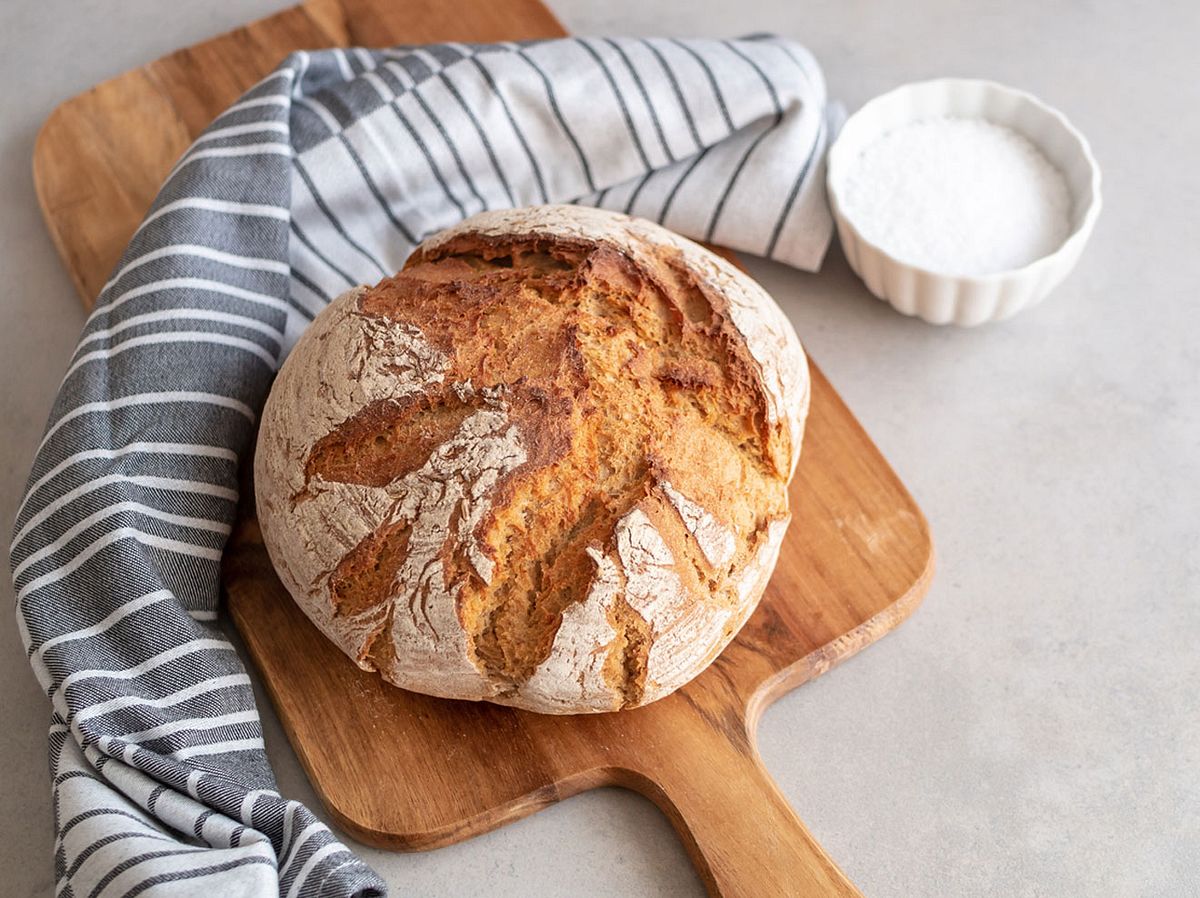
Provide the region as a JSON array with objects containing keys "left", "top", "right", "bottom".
[{"left": 10, "top": 36, "right": 836, "bottom": 898}]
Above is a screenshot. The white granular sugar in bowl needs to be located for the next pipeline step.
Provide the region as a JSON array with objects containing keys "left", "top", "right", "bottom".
[{"left": 840, "top": 117, "right": 1073, "bottom": 276}]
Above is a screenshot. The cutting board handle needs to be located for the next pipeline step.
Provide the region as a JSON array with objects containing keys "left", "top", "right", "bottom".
[{"left": 617, "top": 710, "right": 862, "bottom": 898}]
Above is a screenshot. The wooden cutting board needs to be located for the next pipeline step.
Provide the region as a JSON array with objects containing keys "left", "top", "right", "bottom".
[{"left": 33, "top": 1, "right": 934, "bottom": 895}]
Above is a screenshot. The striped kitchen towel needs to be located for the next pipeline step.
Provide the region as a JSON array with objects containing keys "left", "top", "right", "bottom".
[{"left": 10, "top": 36, "right": 835, "bottom": 898}]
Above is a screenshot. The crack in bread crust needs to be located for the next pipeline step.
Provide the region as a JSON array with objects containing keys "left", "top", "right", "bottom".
[{"left": 255, "top": 206, "right": 809, "bottom": 713}]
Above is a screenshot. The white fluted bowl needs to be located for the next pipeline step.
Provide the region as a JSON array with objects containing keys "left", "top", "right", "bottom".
[{"left": 827, "top": 78, "right": 1102, "bottom": 326}]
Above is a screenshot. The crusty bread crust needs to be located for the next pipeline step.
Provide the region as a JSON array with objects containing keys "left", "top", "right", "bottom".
[
  {"left": 256, "top": 206, "right": 809, "bottom": 713},
  {"left": 418, "top": 205, "right": 810, "bottom": 475}
]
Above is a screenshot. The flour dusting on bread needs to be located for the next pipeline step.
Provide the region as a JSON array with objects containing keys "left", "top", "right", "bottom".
[{"left": 255, "top": 205, "right": 809, "bottom": 713}]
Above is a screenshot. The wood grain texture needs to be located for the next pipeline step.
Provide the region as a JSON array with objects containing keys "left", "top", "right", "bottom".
[{"left": 32, "top": 1, "right": 934, "bottom": 895}]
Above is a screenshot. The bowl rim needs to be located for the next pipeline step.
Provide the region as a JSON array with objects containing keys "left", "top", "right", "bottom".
[{"left": 826, "top": 77, "right": 1103, "bottom": 284}]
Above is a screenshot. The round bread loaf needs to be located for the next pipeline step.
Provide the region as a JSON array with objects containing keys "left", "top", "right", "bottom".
[{"left": 255, "top": 205, "right": 809, "bottom": 713}]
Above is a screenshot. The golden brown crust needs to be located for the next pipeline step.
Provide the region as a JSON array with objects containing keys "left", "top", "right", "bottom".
[{"left": 255, "top": 206, "right": 808, "bottom": 713}]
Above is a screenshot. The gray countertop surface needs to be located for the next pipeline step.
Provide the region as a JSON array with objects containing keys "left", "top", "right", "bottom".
[{"left": 2, "top": 2, "right": 1196, "bottom": 896}]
